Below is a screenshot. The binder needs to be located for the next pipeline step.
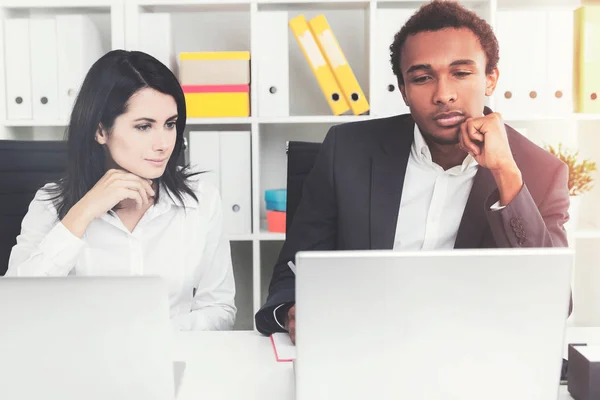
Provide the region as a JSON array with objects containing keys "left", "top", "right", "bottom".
[
  {"left": 187, "top": 131, "right": 252, "bottom": 235},
  {"left": 256, "top": 11, "right": 290, "bottom": 117},
  {"left": 188, "top": 130, "right": 220, "bottom": 190},
  {"left": 56, "top": 15, "right": 104, "bottom": 121},
  {"left": 30, "top": 18, "right": 59, "bottom": 120},
  {"left": 495, "top": 10, "right": 547, "bottom": 119},
  {"left": 139, "top": 13, "right": 176, "bottom": 74},
  {"left": 289, "top": 15, "right": 350, "bottom": 116},
  {"left": 219, "top": 131, "right": 252, "bottom": 235},
  {"left": 574, "top": 6, "right": 600, "bottom": 114},
  {"left": 308, "top": 14, "right": 369, "bottom": 116},
  {"left": 546, "top": 10, "right": 574, "bottom": 116},
  {"left": 372, "top": 9, "right": 414, "bottom": 117},
  {"left": 4, "top": 18, "right": 32, "bottom": 120}
]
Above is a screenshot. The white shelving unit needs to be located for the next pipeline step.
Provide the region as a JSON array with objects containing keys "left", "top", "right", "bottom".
[{"left": 2, "top": 0, "right": 600, "bottom": 330}]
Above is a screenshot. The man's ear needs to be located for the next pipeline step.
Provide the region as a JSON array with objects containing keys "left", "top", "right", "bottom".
[
  {"left": 95, "top": 125, "right": 108, "bottom": 145},
  {"left": 485, "top": 67, "right": 499, "bottom": 97}
]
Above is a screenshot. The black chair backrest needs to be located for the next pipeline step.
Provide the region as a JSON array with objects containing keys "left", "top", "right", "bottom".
[
  {"left": 0, "top": 140, "right": 68, "bottom": 276},
  {"left": 285, "top": 141, "right": 322, "bottom": 233}
]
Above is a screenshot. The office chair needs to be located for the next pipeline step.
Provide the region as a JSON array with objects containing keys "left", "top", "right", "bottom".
[
  {"left": 285, "top": 141, "right": 322, "bottom": 233},
  {"left": 0, "top": 140, "right": 68, "bottom": 276},
  {"left": 0, "top": 139, "right": 188, "bottom": 276}
]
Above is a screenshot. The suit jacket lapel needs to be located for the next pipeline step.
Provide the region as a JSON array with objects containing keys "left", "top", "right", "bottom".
[{"left": 370, "top": 116, "right": 414, "bottom": 249}]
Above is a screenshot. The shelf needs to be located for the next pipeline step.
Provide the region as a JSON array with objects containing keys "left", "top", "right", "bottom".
[
  {"left": 573, "top": 114, "right": 600, "bottom": 121},
  {"left": 187, "top": 117, "right": 254, "bottom": 125},
  {"left": 256, "top": 230, "right": 286, "bottom": 241},
  {"left": 504, "top": 114, "right": 600, "bottom": 122},
  {"left": 2, "top": 115, "right": 370, "bottom": 127},
  {"left": 258, "top": 115, "right": 372, "bottom": 124},
  {"left": 257, "top": 0, "right": 370, "bottom": 10},
  {"left": 2, "top": 120, "right": 69, "bottom": 127},
  {"left": 226, "top": 233, "right": 255, "bottom": 241},
  {"left": 6, "top": 113, "right": 600, "bottom": 128},
  {"left": 136, "top": 0, "right": 251, "bottom": 12},
  {"left": 497, "top": 0, "right": 581, "bottom": 10},
  {"left": 574, "top": 229, "right": 600, "bottom": 239},
  {"left": 1, "top": 0, "right": 114, "bottom": 8},
  {"left": 377, "top": 0, "right": 488, "bottom": 5}
]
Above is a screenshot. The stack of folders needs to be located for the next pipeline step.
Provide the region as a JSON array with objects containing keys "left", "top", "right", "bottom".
[
  {"left": 179, "top": 52, "right": 250, "bottom": 118},
  {"left": 265, "top": 189, "right": 287, "bottom": 233},
  {"left": 289, "top": 14, "right": 370, "bottom": 116},
  {"left": 574, "top": 6, "right": 600, "bottom": 114}
]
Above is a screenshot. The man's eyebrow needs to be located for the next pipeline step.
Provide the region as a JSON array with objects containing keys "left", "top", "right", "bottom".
[
  {"left": 406, "top": 64, "right": 432, "bottom": 74},
  {"left": 450, "top": 59, "right": 476, "bottom": 67}
]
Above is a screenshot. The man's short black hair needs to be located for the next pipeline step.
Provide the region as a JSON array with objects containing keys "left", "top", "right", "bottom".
[{"left": 389, "top": 0, "right": 500, "bottom": 85}]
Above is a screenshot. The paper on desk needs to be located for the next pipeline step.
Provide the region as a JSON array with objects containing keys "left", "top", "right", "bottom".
[{"left": 270, "top": 332, "right": 296, "bottom": 362}]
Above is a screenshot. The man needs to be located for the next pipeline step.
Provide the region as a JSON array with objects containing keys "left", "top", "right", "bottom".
[{"left": 256, "top": 0, "right": 570, "bottom": 342}]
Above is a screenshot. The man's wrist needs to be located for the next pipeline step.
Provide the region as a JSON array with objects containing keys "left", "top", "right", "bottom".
[{"left": 491, "top": 162, "right": 523, "bottom": 206}]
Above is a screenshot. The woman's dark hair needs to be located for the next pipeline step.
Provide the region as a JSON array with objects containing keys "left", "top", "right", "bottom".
[
  {"left": 389, "top": 0, "right": 500, "bottom": 85},
  {"left": 47, "top": 49, "right": 198, "bottom": 219}
]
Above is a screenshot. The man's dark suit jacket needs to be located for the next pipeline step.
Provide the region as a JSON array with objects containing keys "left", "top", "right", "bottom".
[{"left": 255, "top": 110, "right": 570, "bottom": 336}]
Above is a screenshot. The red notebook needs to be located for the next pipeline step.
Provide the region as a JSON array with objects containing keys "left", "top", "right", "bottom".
[{"left": 270, "top": 333, "right": 296, "bottom": 362}]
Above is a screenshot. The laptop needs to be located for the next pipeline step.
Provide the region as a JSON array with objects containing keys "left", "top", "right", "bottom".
[
  {"left": 0, "top": 276, "right": 181, "bottom": 400},
  {"left": 294, "top": 248, "right": 573, "bottom": 400}
]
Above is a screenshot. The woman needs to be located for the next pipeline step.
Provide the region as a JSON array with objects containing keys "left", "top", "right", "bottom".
[{"left": 6, "top": 50, "right": 236, "bottom": 331}]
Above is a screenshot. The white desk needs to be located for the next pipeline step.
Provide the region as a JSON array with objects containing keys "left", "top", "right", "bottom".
[
  {"left": 170, "top": 328, "right": 600, "bottom": 400},
  {"left": 173, "top": 331, "right": 294, "bottom": 400}
]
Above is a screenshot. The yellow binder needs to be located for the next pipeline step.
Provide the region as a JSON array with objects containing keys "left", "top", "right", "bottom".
[
  {"left": 308, "top": 14, "right": 369, "bottom": 116},
  {"left": 289, "top": 15, "right": 350, "bottom": 116},
  {"left": 574, "top": 6, "right": 600, "bottom": 114}
]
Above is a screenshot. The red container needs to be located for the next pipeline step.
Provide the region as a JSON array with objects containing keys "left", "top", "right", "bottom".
[{"left": 267, "top": 211, "right": 286, "bottom": 233}]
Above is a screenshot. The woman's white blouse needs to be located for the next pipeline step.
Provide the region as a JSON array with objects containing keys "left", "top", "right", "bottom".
[{"left": 6, "top": 177, "right": 237, "bottom": 331}]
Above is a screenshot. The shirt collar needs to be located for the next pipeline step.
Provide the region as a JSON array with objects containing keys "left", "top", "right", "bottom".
[
  {"left": 155, "top": 181, "right": 199, "bottom": 210},
  {"left": 412, "top": 123, "right": 478, "bottom": 173}
]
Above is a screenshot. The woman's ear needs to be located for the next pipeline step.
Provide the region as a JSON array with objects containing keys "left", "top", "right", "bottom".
[{"left": 95, "top": 125, "right": 108, "bottom": 145}]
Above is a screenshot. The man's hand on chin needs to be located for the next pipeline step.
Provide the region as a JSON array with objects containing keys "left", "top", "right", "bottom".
[{"left": 459, "top": 112, "right": 523, "bottom": 206}]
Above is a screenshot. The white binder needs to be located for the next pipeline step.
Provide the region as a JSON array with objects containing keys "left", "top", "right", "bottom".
[
  {"left": 495, "top": 10, "right": 547, "bottom": 119},
  {"left": 494, "top": 10, "right": 516, "bottom": 117},
  {"left": 372, "top": 9, "right": 414, "bottom": 117},
  {"left": 188, "top": 131, "right": 221, "bottom": 191},
  {"left": 138, "top": 13, "right": 176, "bottom": 74},
  {"left": 30, "top": 18, "right": 59, "bottom": 120},
  {"left": 219, "top": 131, "right": 252, "bottom": 235},
  {"left": 56, "top": 15, "right": 104, "bottom": 122},
  {"left": 256, "top": 11, "right": 290, "bottom": 117},
  {"left": 546, "top": 10, "right": 574, "bottom": 116},
  {"left": 4, "top": 19, "right": 32, "bottom": 120}
]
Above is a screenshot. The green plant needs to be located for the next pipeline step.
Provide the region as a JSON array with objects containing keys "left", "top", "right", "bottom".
[{"left": 544, "top": 143, "right": 598, "bottom": 196}]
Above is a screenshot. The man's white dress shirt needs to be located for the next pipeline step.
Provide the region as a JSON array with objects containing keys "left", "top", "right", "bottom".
[{"left": 393, "top": 123, "right": 479, "bottom": 250}]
